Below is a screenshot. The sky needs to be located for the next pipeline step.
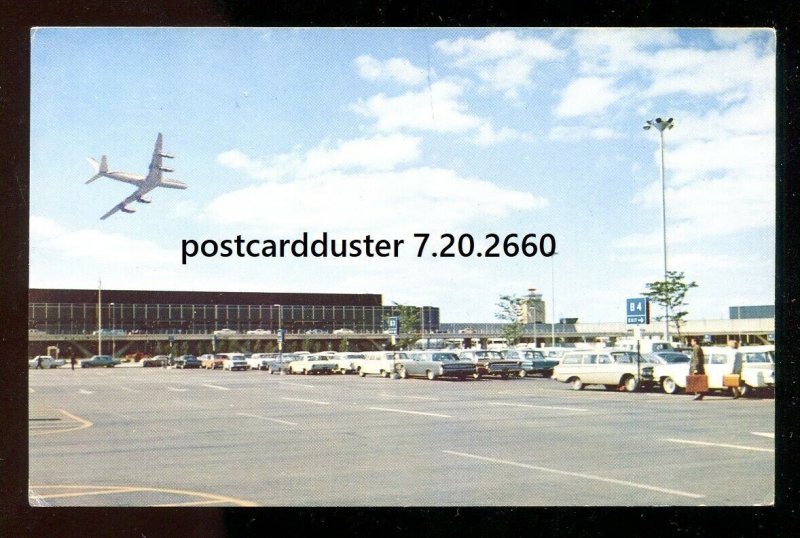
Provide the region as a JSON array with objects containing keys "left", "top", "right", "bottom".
[{"left": 29, "top": 28, "right": 776, "bottom": 323}]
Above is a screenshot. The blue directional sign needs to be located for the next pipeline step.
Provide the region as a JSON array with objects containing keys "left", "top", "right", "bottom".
[
  {"left": 386, "top": 316, "right": 400, "bottom": 336},
  {"left": 626, "top": 298, "right": 650, "bottom": 324}
]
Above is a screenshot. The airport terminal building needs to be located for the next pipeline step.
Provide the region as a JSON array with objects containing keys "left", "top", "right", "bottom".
[{"left": 28, "top": 288, "right": 440, "bottom": 335}]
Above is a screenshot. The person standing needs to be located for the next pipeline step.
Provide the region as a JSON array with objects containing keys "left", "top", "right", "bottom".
[
  {"left": 689, "top": 337, "right": 706, "bottom": 400},
  {"left": 70, "top": 349, "right": 77, "bottom": 370},
  {"left": 729, "top": 340, "right": 742, "bottom": 399},
  {"left": 36, "top": 356, "right": 43, "bottom": 369}
]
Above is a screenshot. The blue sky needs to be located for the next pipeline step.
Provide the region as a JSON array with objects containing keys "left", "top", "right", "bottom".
[{"left": 29, "top": 28, "right": 775, "bottom": 323}]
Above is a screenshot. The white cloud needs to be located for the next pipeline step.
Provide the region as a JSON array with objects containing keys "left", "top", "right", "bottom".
[
  {"left": 351, "top": 79, "right": 482, "bottom": 134},
  {"left": 204, "top": 167, "right": 546, "bottom": 236},
  {"left": 547, "top": 125, "right": 618, "bottom": 141},
  {"left": 355, "top": 55, "right": 427, "bottom": 86},
  {"left": 218, "top": 134, "right": 423, "bottom": 181},
  {"left": 554, "top": 77, "right": 624, "bottom": 117},
  {"left": 435, "top": 30, "right": 564, "bottom": 99}
]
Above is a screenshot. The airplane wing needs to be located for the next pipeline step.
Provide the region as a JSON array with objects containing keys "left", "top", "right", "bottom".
[{"left": 100, "top": 188, "right": 150, "bottom": 220}]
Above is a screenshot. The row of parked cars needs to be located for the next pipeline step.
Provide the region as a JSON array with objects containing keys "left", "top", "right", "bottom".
[
  {"left": 32, "top": 344, "right": 775, "bottom": 397},
  {"left": 133, "top": 348, "right": 562, "bottom": 381},
  {"left": 550, "top": 345, "right": 775, "bottom": 396}
]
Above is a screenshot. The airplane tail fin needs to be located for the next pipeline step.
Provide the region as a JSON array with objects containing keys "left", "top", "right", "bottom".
[{"left": 86, "top": 155, "right": 109, "bottom": 184}]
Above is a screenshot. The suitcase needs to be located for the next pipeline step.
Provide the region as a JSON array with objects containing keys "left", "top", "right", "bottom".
[
  {"left": 723, "top": 374, "right": 741, "bottom": 388},
  {"left": 685, "top": 374, "right": 708, "bottom": 393}
]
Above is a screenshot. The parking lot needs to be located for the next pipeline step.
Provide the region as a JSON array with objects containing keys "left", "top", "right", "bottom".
[{"left": 28, "top": 367, "right": 774, "bottom": 506}]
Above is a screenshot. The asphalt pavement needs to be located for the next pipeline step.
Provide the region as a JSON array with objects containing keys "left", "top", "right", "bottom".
[{"left": 28, "top": 367, "right": 775, "bottom": 506}]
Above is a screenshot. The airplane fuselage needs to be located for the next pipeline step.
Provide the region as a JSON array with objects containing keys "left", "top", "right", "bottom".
[{"left": 87, "top": 133, "right": 187, "bottom": 219}]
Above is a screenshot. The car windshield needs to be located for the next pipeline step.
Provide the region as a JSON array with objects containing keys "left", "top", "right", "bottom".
[
  {"left": 432, "top": 353, "right": 458, "bottom": 362},
  {"left": 658, "top": 353, "right": 690, "bottom": 363},
  {"left": 741, "top": 352, "right": 771, "bottom": 363}
]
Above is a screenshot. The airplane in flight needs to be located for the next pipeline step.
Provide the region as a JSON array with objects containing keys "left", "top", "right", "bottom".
[{"left": 87, "top": 133, "right": 188, "bottom": 219}]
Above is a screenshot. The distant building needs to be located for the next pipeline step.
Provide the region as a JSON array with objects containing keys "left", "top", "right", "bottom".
[
  {"left": 520, "top": 289, "right": 546, "bottom": 324},
  {"left": 28, "top": 288, "right": 440, "bottom": 334},
  {"left": 729, "top": 305, "right": 774, "bottom": 320}
]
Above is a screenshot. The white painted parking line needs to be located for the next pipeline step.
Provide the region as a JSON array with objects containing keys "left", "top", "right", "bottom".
[
  {"left": 281, "top": 397, "right": 330, "bottom": 405},
  {"left": 442, "top": 450, "right": 705, "bottom": 499},
  {"left": 369, "top": 407, "right": 452, "bottom": 418},
  {"left": 663, "top": 438, "right": 774, "bottom": 453},
  {"left": 487, "top": 402, "right": 588, "bottom": 412},
  {"left": 167, "top": 387, "right": 188, "bottom": 392},
  {"left": 78, "top": 389, "right": 94, "bottom": 395},
  {"left": 278, "top": 382, "right": 315, "bottom": 389},
  {"left": 202, "top": 384, "right": 230, "bottom": 391},
  {"left": 751, "top": 432, "right": 775, "bottom": 439},
  {"left": 237, "top": 413, "right": 297, "bottom": 426},
  {"left": 378, "top": 393, "right": 439, "bottom": 401}
]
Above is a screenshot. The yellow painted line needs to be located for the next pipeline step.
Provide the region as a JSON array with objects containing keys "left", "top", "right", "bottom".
[
  {"left": 443, "top": 450, "right": 705, "bottom": 499},
  {"left": 38, "top": 487, "right": 136, "bottom": 499},
  {"left": 663, "top": 438, "right": 774, "bottom": 453},
  {"left": 30, "top": 485, "right": 256, "bottom": 507},
  {"left": 152, "top": 499, "right": 234, "bottom": 507},
  {"left": 30, "top": 409, "right": 93, "bottom": 436}
]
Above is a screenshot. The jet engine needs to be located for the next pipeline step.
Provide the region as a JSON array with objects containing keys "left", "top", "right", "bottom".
[
  {"left": 120, "top": 205, "right": 136, "bottom": 214},
  {"left": 158, "top": 166, "right": 174, "bottom": 172},
  {"left": 136, "top": 197, "right": 151, "bottom": 204},
  {"left": 159, "top": 152, "right": 174, "bottom": 159}
]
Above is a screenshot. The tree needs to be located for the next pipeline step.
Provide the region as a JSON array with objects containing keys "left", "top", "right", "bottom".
[
  {"left": 392, "top": 302, "right": 421, "bottom": 349},
  {"left": 642, "top": 270, "right": 698, "bottom": 342},
  {"left": 495, "top": 294, "right": 527, "bottom": 345}
]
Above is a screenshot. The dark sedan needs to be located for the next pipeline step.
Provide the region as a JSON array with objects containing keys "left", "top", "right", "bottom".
[
  {"left": 172, "top": 354, "right": 202, "bottom": 368},
  {"left": 80, "top": 355, "right": 119, "bottom": 368}
]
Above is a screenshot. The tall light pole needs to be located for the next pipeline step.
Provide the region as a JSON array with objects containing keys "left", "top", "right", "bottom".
[
  {"left": 527, "top": 288, "right": 537, "bottom": 348},
  {"left": 643, "top": 117, "right": 675, "bottom": 342},
  {"left": 550, "top": 252, "right": 559, "bottom": 346},
  {"left": 110, "top": 302, "right": 116, "bottom": 358},
  {"left": 274, "top": 304, "right": 283, "bottom": 358}
]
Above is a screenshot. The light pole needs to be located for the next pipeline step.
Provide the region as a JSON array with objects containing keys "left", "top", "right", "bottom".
[
  {"left": 550, "top": 252, "right": 559, "bottom": 346},
  {"left": 643, "top": 117, "right": 675, "bottom": 342},
  {"left": 274, "top": 304, "right": 283, "bottom": 358},
  {"left": 527, "top": 288, "right": 537, "bottom": 348},
  {"left": 110, "top": 302, "right": 116, "bottom": 358}
]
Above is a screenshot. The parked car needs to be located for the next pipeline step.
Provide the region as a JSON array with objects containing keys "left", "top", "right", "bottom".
[
  {"left": 29, "top": 355, "right": 59, "bottom": 369},
  {"left": 199, "top": 353, "right": 224, "bottom": 370},
  {"left": 459, "top": 349, "right": 523, "bottom": 379},
  {"left": 172, "top": 354, "right": 202, "bottom": 369},
  {"left": 265, "top": 354, "right": 294, "bottom": 374},
  {"left": 80, "top": 355, "right": 120, "bottom": 368},
  {"left": 246, "top": 352, "right": 276, "bottom": 370},
  {"left": 551, "top": 350, "right": 641, "bottom": 391},
  {"left": 504, "top": 349, "right": 559, "bottom": 378},
  {"left": 645, "top": 346, "right": 774, "bottom": 396},
  {"left": 287, "top": 354, "right": 337, "bottom": 375},
  {"left": 246, "top": 329, "right": 272, "bottom": 335},
  {"left": 305, "top": 329, "right": 328, "bottom": 334},
  {"left": 218, "top": 353, "right": 248, "bottom": 371},
  {"left": 142, "top": 355, "right": 168, "bottom": 367},
  {"left": 332, "top": 328, "right": 355, "bottom": 335},
  {"left": 395, "top": 351, "right": 476, "bottom": 380},
  {"left": 213, "top": 328, "right": 237, "bottom": 336},
  {"left": 332, "top": 352, "right": 366, "bottom": 374},
  {"left": 358, "top": 351, "right": 409, "bottom": 378}
]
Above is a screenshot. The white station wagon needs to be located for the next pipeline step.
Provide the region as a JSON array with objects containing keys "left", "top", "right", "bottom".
[
  {"left": 357, "top": 351, "right": 409, "bottom": 378},
  {"left": 551, "top": 350, "right": 642, "bottom": 392}
]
